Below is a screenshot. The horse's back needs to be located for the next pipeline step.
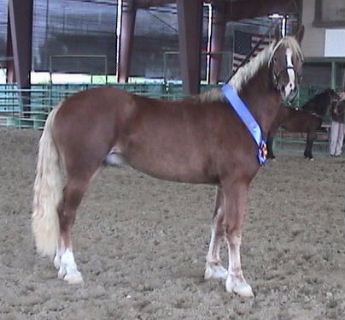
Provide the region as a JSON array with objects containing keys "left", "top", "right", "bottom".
[
  {"left": 282, "top": 109, "right": 322, "bottom": 132},
  {"left": 55, "top": 87, "right": 136, "bottom": 123}
]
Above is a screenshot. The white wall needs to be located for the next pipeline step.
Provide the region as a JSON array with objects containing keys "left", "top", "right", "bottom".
[
  {"left": 324, "top": 29, "right": 345, "bottom": 57},
  {"left": 301, "top": 0, "right": 345, "bottom": 58},
  {"left": 301, "top": 0, "right": 325, "bottom": 57}
]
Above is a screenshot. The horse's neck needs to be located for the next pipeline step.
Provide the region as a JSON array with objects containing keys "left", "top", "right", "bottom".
[
  {"left": 240, "top": 67, "right": 281, "bottom": 137},
  {"left": 304, "top": 94, "right": 329, "bottom": 116}
]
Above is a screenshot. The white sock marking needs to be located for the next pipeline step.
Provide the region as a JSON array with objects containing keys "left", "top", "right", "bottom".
[{"left": 58, "top": 248, "right": 83, "bottom": 284}]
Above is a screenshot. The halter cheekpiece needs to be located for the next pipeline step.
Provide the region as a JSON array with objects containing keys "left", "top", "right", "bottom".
[{"left": 222, "top": 84, "right": 267, "bottom": 166}]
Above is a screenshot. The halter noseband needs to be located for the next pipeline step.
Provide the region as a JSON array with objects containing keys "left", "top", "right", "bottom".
[
  {"left": 271, "top": 59, "right": 299, "bottom": 102},
  {"left": 272, "top": 65, "right": 295, "bottom": 90}
]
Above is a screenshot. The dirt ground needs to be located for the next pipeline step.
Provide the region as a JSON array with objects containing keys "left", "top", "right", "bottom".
[{"left": 0, "top": 127, "right": 344, "bottom": 320}]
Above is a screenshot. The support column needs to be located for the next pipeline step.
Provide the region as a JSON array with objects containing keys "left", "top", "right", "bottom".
[
  {"left": 331, "top": 61, "right": 336, "bottom": 90},
  {"left": 209, "top": 3, "right": 226, "bottom": 84},
  {"left": 177, "top": 0, "right": 203, "bottom": 95},
  {"left": 117, "top": 0, "right": 137, "bottom": 83},
  {"left": 6, "top": 10, "right": 15, "bottom": 83},
  {"left": 8, "top": 0, "right": 33, "bottom": 114}
]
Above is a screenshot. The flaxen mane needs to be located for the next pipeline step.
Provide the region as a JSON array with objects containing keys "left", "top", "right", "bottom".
[{"left": 199, "top": 36, "right": 303, "bottom": 103}]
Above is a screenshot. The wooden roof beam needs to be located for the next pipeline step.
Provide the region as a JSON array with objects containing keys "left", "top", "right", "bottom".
[
  {"left": 221, "top": 0, "right": 299, "bottom": 21},
  {"left": 135, "top": 0, "right": 175, "bottom": 9}
]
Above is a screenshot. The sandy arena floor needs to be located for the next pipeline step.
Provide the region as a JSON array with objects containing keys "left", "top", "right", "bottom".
[{"left": 0, "top": 128, "right": 344, "bottom": 320}]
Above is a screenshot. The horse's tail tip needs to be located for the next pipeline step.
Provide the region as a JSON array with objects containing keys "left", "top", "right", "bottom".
[{"left": 32, "top": 211, "right": 59, "bottom": 258}]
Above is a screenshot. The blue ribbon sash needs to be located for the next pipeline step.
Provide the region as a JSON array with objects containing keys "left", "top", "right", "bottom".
[{"left": 221, "top": 84, "right": 267, "bottom": 165}]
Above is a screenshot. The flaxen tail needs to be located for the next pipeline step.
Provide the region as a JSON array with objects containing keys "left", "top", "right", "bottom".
[{"left": 32, "top": 105, "right": 63, "bottom": 258}]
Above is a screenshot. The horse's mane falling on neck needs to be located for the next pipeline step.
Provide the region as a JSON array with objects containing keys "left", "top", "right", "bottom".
[
  {"left": 229, "top": 42, "right": 275, "bottom": 92},
  {"left": 199, "top": 36, "right": 303, "bottom": 103},
  {"left": 302, "top": 89, "right": 335, "bottom": 117},
  {"left": 231, "top": 36, "right": 303, "bottom": 92},
  {"left": 199, "top": 44, "right": 274, "bottom": 102},
  {"left": 305, "top": 89, "right": 333, "bottom": 104}
]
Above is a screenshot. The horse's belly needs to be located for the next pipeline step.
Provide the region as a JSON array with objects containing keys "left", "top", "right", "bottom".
[{"left": 122, "top": 143, "right": 217, "bottom": 184}]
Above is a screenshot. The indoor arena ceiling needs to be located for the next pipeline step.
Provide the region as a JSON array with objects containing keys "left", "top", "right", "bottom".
[
  {"left": 3, "top": 0, "right": 301, "bottom": 95},
  {"left": 135, "top": 0, "right": 300, "bottom": 20}
]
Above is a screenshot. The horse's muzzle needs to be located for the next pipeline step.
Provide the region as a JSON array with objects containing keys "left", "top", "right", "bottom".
[{"left": 281, "top": 85, "right": 298, "bottom": 103}]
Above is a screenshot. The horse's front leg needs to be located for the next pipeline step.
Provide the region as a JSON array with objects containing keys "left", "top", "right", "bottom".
[
  {"left": 266, "top": 134, "right": 276, "bottom": 159},
  {"left": 205, "top": 187, "right": 228, "bottom": 280},
  {"left": 223, "top": 181, "right": 254, "bottom": 297}
]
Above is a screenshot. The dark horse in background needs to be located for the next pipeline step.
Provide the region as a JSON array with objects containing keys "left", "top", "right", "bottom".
[
  {"left": 267, "top": 88, "right": 340, "bottom": 160},
  {"left": 32, "top": 27, "right": 304, "bottom": 298}
]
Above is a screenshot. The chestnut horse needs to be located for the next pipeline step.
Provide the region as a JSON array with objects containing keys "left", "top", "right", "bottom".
[
  {"left": 267, "top": 89, "right": 339, "bottom": 160},
  {"left": 32, "top": 28, "right": 304, "bottom": 297}
]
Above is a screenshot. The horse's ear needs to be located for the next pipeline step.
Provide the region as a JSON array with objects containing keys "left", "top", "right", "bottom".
[
  {"left": 295, "top": 25, "right": 305, "bottom": 44},
  {"left": 274, "top": 24, "right": 281, "bottom": 42}
]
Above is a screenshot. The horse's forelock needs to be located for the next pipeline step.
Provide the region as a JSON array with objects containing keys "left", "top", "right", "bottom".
[{"left": 269, "top": 36, "right": 304, "bottom": 65}]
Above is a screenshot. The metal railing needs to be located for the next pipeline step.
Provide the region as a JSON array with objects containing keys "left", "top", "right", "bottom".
[
  {"left": 0, "top": 81, "right": 338, "bottom": 157},
  {"left": 0, "top": 83, "right": 194, "bottom": 129}
]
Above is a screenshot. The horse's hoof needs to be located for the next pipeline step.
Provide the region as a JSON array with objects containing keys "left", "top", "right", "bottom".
[
  {"left": 53, "top": 254, "right": 61, "bottom": 270},
  {"left": 58, "top": 266, "right": 66, "bottom": 279},
  {"left": 204, "top": 263, "right": 228, "bottom": 280},
  {"left": 234, "top": 283, "right": 254, "bottom": 297},
  {"left": 309, "top": 158, "right": 314, "bottom": 161},
  {"left": 64, "top": 271, "right": 83, "bottom": 285},
  {"left": 226, "top": 279, "right": 254, "bottom": 297}
]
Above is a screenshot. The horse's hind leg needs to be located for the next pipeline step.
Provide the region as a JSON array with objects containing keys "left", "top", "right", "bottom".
[
  {"left": 304, "top": 132, "right": 316, "bottom": 160},
  {"left": 204, "top": 187, "right": 227, "bottom": 280},
  {"left": 54, "top": 155, "right": 102, "bottom": 284},
  {"left": 55, "top": 175, "right": 89, "bottom": 283}
]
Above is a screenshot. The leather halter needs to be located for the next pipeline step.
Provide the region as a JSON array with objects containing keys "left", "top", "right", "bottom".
[
  {"left": 272, "top": 65, "right": 295, "bottom": 89},
  {"left": 271, "top": 63, "right": 299, "bottom": 102}
]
